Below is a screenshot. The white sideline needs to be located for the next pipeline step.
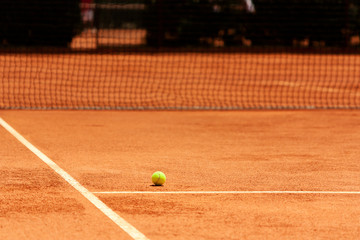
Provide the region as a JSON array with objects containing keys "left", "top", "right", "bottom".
[
  {"left": 93, "top": 191, "right": 360, "bottom": 195},
  {"left": 0, "top": 117, "right": 149, "bottom": 240}
]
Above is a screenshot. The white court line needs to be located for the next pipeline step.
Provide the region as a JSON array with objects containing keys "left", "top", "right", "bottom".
[
  {"left": 0, "top": 117, "right": 149, "bottom": 240},
  {"left": 93, "top": 191, "right": 360, "bottom": 195},
  {"left": 275, "top": 80, "right": 360, "bottom": 96}
]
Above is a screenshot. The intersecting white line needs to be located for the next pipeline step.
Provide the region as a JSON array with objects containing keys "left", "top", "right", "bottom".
[
  {"left": 93, "top": 191, "right": 360, "bottom": 195},
  {"left": 0, "top": 117, "right": 149, "bottom": 240}
]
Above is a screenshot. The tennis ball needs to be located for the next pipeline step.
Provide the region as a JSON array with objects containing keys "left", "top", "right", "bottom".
[{"left": 152, "top": 171, "right": 166, "bottom": 186}]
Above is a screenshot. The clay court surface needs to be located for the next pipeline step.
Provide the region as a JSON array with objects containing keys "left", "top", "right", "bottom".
[
  {"left": 1, "top": 50, "right": 360, "bottom": 239},
  {"left": 1, "top": 110, "right": 360, "bottom": 239}
]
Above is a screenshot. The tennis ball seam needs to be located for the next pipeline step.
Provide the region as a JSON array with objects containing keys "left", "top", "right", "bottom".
[{"left": 155, "top": 173, "right": 160, "bottom": 185}]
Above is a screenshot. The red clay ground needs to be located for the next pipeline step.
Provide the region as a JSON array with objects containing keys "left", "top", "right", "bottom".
[
  {"left": 0, "top": 125, "right": 132, "bottom": 239},
  {"left": 1, "top": 110, "right": 360, "bottom": 239}
]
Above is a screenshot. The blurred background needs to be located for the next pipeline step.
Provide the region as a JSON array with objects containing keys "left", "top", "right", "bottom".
[{"left": 0, "top": 0, "right": 359, "bottom": 49}]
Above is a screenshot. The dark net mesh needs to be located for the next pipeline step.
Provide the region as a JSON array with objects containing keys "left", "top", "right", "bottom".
[{"left": 1, "top": 0, "right": 359, "bottom": 110}]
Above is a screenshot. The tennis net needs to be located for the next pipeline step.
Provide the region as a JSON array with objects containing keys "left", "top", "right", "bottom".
[{"left": 0, "top": 0, "right": 359, "bottom": 110}]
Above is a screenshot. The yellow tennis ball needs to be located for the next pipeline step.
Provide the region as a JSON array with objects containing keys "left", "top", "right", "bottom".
[{"left": 152, "top": 171, "right": 166, "bottom": 186}]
